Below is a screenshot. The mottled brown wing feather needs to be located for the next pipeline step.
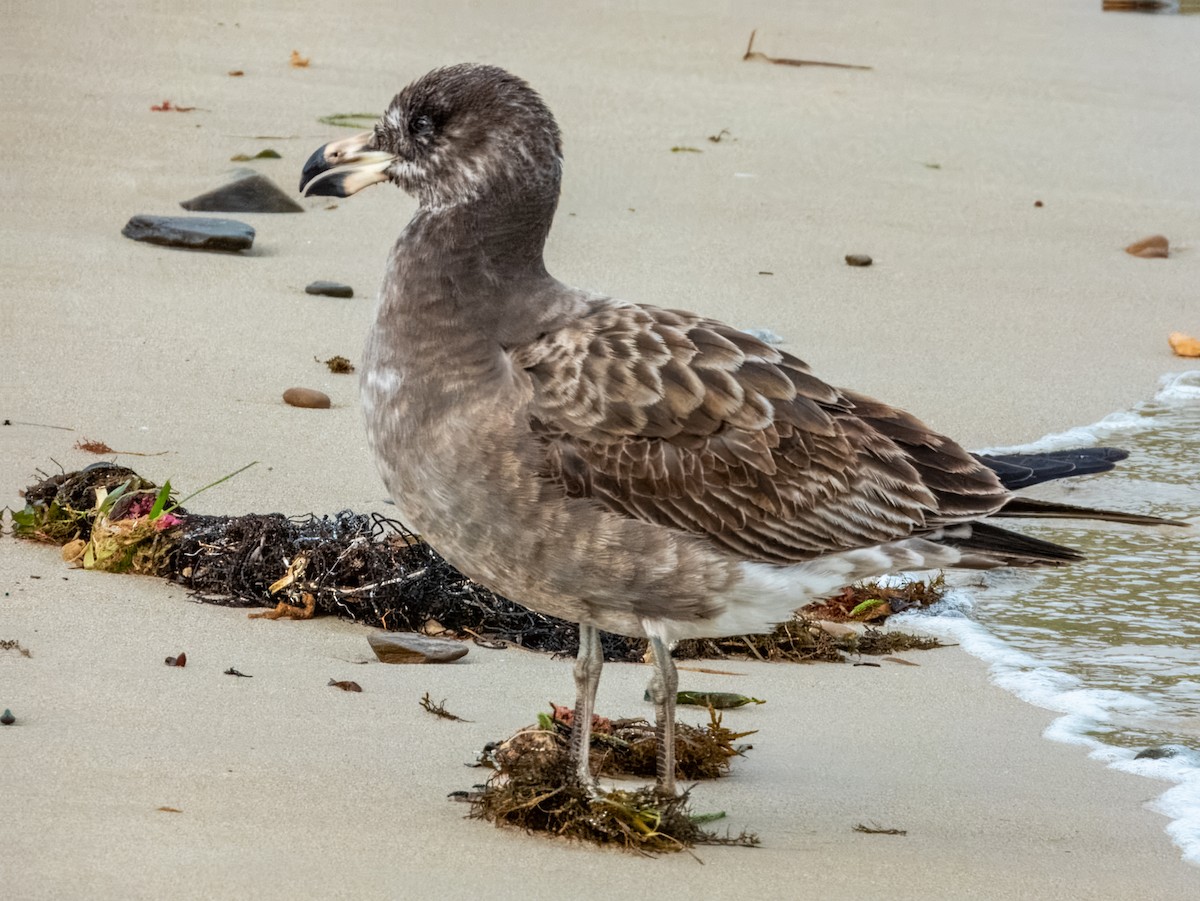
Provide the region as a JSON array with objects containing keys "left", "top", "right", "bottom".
[{"left": 517, "top": 299, "right": 1009, "bottom": 564}]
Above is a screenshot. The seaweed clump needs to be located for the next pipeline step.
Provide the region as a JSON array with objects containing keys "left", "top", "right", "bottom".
[
  {"left": 470, "top": 716, "right": 758, "bottom": 853},
  {"left": 483, "top": 704, "right": 755, "bottom": 782},
  {"left": 13, "top": 465, "right": 944, "bottom": 661},
  {"left": 15, "top": 463, "right": 184, "bottom": 575}
]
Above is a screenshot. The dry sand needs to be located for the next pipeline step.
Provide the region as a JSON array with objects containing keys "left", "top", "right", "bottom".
[{"left": 3, "top": 1, "right": 1199, "bottom": 898}]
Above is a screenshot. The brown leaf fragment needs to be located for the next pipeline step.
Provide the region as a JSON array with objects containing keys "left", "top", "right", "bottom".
[
  {"left": 1168, "top": 332, "right": 1200, "bottom": 357},
  {"left": 150, "top": 100, "right": 196, "bottom": 112},
  {"left": 72, "top": 438, "right": 166, "bottom": 457},
  {"left": 1125, "top": 234, "right": 1169, "bottom": 258},
  {"left": 165, "top": 652, "right": 187, "bottom": 667},
  {"left": 224, "top": 667, "right": 252, "bottom": 677},
  {"left": 157, "top": 806, "right": 183, "bottom": 813},
  {"left": 228, "top": 70, "right": 244, "bottom": 77},
  {"left": 328, "top": 679, "right": 362, "bottom": 692},
  {"left": 290, "top": 50, "right": 310, "bottom": 68}
]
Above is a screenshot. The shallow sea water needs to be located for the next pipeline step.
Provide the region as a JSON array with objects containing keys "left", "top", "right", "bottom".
[{"left": 895, "top": 370, "right": 1200, "bottom": 865}]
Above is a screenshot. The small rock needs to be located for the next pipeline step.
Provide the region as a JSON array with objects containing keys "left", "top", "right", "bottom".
[
  {"left": 1168, "top": 332, "right": 1200, "bottom": 358},
  {"left": 1125, "top": 235, "right": 1169, "bottom": 259},
  {"left": 305, "top": 280, "right": 354, "bottom": 298},
  {"left": 181, "top": 171, "right": 303, "bottom": 213},
  {"left": 122, "top": 215, "right": 255, "bottom": 252},
  {"left": 845, "top": 254, "right": 873, "bottom": 267},
  {"left": 1034, "top": 200, "right": 1044, "bottom": 208},
  {"left": 368, "top": 632, "right": 469, "bottom": 664},
  {"left": 282, "top": 387, "right": 331, "bottom": 409},
  {"left": 1134, "top": 746, "right": 1177, "bottom": 760},
  {"left": 1, "top": 709, "right": 14, "bottom": 726}
]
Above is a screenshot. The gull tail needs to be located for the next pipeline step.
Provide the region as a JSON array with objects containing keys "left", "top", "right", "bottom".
[
  {"left": 975, "top": 447, "right": 1130, "bottom": 490},
  {"left": 993, "top": 496, "right": 1188, "bottom": 527}
]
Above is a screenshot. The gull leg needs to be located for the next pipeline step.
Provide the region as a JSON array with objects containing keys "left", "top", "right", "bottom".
[
  {"left": 571, "top": 623, "right": 603, "bottom": 785},
  {"left": 646, "top": 636, "right": 678, "bottom": 795}
]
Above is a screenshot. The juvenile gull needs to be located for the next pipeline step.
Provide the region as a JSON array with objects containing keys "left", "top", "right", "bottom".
[{"left": 300, "top": 64, "right": 1176, "bottom": 795}]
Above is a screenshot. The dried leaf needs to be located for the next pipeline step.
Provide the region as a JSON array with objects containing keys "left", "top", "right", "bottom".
[
  {"left": 1125, "top": 234, "right": 1169, "bottom": 258},
  {"left": 156, "top": 806, "right": 183, "bottom": 813},
  {"left": 328, "top": 679, "right": 362, "bottom": 692},
  {"left": 290, "top": 50, "right": 310, "bottom": 68},
  {"left": 165, "top": 652, "right": 187, "bottom": 667},
  {"left": 228, "top": 70, "right": 244, "bottom": 77},
  {"left": 150, "top": 100, "right": 196, "bottom": 112}
]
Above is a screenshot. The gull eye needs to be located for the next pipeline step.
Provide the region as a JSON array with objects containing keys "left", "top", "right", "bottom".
[{"left": 410, "top": 114, "right": 435, "bottom": 137}]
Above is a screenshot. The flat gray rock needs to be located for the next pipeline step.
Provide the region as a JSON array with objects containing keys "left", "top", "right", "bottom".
[
  {"left": 181, "top": 171, "right": 303, "bottom": 214},
  {"left": 122, "top": 215, "right": 255, "bottom": 252},
  {"left": 368, "top": 632, "right": 468, "bottom": 664},
  {"left": 305, "top": 280, "right": 354, "bottom": 298}
]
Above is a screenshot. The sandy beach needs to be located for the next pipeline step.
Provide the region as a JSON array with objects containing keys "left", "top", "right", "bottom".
[{"left": 3, "top": 1, "right": 1199, "bottom": 897}]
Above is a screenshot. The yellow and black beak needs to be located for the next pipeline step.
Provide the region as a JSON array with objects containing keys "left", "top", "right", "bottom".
[{"left": 299, "top": 131, "right": 396, "bottom": 197}]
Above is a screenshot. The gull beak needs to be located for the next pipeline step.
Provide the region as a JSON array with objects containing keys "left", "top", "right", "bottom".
[{"left": 299, "top": 131, "right": 396, "bottom": 197}]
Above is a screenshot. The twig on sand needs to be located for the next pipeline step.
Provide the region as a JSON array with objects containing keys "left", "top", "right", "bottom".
[{"left": 743, "top": 30, "right": 873, "bottom": 70}]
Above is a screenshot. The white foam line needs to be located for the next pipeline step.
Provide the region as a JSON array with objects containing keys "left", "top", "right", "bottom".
[
  {"left": 976, "top": 369, "right": 1200, "bottom": 455},
  {"left": 895, "top": 591, "right": 1200, "bottom": 866}
]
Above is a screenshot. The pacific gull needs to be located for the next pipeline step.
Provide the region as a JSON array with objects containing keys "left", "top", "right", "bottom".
[{"left": 300, "top": 64, "right": 1178, "bottom": 796}]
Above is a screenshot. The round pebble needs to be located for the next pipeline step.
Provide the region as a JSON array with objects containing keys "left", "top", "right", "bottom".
[
  {"left": 844, "top": 254, "right": 873, "bottom": 267},
  {"left": 283, "top": 387, "right": 331, "bottom": 409},
  {"left": 1, "top": 709, "right": 15, "bottom": 726}
]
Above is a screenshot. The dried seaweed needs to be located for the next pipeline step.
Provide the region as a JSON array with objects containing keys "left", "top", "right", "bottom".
[
  {"left": 481, "top": 704, "right": 754, "bottom": 783},
  {"left": 805, "top": 574, "right": 948, "bottom": 623},
  {"left": 469, "top": 716, "right": 759, "bottom": 852},
  {"left": 14, "top": 465, "right": 944, "bottom": 661}
]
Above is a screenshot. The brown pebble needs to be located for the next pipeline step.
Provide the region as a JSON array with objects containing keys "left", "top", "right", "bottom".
[
  {"left": 1034, "top": 200, "right": 1043, "bottom": 208},
  {"left": 1125, "top": 235, "right": 1169, "bottom": 259},
  {"left": 845, "top": 254, "right": 873, "bottom": 267},
  {"left": 283, "top": 387, "right": 331, "bottom": 409},
  {"left": 165, "top": 652, "right": 187, "bottom": 667}
]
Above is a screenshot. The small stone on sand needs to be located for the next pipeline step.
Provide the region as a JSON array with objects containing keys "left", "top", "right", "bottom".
[
  {"left": 181, "top": 171, "right": 303, "bottom": 214},
  {"left": 122, "top": 215, "right": 255, "bottom": 252},
  {"left": 1, "top": 709, "right": 15, "bottom": 726},
  {"left": 283, "top": 387, "right": 331, "bottom": 409},
  {"left": 845, "top": 254, "right": 873, "bottom": 267},
  {"left": 368, "top": 632, "right": 469, "bottom": 664},
  {"left": 306, "top": 281, "right": 354, "bottom": 298}
]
